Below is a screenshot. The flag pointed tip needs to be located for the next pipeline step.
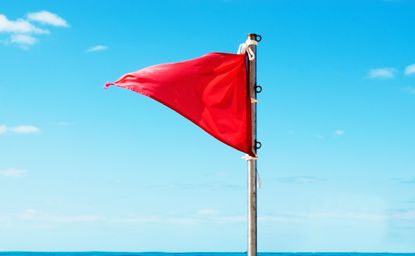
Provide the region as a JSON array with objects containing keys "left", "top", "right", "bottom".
[{"left": 104, "top": 81, "right": 113, "bottom": 89}]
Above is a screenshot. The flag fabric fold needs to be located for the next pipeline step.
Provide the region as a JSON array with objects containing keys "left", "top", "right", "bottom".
[{"left": 106, "top": 52, "right": 254, "bottom": 156}]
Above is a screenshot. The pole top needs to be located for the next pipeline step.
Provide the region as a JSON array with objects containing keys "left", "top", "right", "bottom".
[{"left": 247, "top": 33, "right": 262, "bottom": 42}]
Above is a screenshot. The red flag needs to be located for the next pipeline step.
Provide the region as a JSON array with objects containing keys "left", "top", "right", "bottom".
[{"left": 106, "top": 52, "right": 254, "bottom": 156}]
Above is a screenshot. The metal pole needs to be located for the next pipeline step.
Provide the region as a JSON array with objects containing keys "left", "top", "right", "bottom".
[{"left": 247, "top": 33, "right": 259, "bottom": 256}]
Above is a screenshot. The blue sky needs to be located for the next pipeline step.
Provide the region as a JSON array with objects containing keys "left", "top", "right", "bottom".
[{"left": 1, "top": 0, "right": 415, "bottom": 252}]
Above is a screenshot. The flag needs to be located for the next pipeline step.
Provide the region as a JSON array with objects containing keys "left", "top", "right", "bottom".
[{"left": 106, "top": 52, "right": 254, "bottom": 156}]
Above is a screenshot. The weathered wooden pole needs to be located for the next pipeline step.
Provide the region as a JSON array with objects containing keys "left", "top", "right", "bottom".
[{"left": 246, "top": 33, "right": 261, "bottom": 256}]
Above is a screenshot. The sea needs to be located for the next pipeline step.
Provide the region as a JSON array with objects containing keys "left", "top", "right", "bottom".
[{"left": 0, "top": 253, "right": 414, "bottom": 256}]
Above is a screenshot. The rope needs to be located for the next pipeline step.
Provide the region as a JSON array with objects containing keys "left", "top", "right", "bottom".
[{"left": 237, "top": 39, "right": 256, "bottom": 60}]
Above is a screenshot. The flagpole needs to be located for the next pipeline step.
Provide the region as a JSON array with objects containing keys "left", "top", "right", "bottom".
[{"left": 247, "top": 33, "right": 261, "bottom": 256}]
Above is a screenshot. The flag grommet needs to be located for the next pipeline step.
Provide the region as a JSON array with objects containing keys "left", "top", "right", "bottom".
[
  {"left": 255, "top": 141, "right": 262, "bottom": 150},
  {"left": 255, "top": 34, "right": 262, "bottom": 42},
  {"left": 255, "top": 85, "right": 262, "bottom": 93}
]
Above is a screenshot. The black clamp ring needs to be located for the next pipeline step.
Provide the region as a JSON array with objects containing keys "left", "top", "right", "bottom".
[
  {"left": 255, "top": 34, "right": 262, "bottom": 42},
  {"left": 255, "top": 85, "right": 262, "bottom": 93},
  {"left": 255, "top": 140, "right": 262, "bottom": 150}
]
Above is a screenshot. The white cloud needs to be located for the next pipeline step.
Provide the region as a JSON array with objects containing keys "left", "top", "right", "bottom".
[
  {"left": 55, "top": 121, "right": 75, "bottom": 126},
  {"left": 395, "top": 177, "right": 415, "bottom": 184},
  {"left": 0, "top": 124, "right": 40, "bottom": 135},
  {"left": 367, "top": 68, "right": 396, "bottom": 79},
  {"left": 0, "top": 14, "right": 48, "bottom": 34},
  {"left": 0, "top": 11, "right": 67, "bottom": 49},
  {"left": 392, "top": 209, "right": 415, "bottom": 220},
  {"left": 197, "top": 208, "right": 219, "bottom": 216},
  {"left": 112, "top": 210, "right": 393, "bottom": 225},
  {"left": 27, "top": 11, "right": 68, "bottom": 27},
  {"left": 86, "top": 45, "right": 108, "bottom": 52},
  {"left": 18, "top": 209, "right": 105, "bottom": 223},
  {"left": 405, "top": 64, "right": 415, "bottom": 76},
  {"left": 10, "top": 125, "right": 40, "bottom": 134},
  {"left": 10, "top": 34, "right": 37, "bottom": 46},
  {"left": 0, "top": 125, "right": 7, "bottom": 135},
  {"left": 4, "top": 208, "right": 414, "bottom": 229},
  {"left": 307, "top": 211, "right": 387, "bottom": 221},
  {"left": 0, "top": 168, "right": 27, "bottom": 177},
  {"left": 334, "top": 129, "right": 345, "bottom": 136}
]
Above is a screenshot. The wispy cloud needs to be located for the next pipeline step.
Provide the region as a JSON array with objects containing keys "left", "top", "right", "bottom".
[
  {"left": 0, "top": 14, "right": 48, "bottom": 34},
  {"left": 27, "top": 11, "right": 68, "bottom": 27},
  {"left": 0, "top": 11, "right": 67, "bottom": 49},
  {"left": 9, "top": 125, "right": 40, "bottom": 134},
  {"left": 306, "top": 211, "right": 387, "bottom": 221},
  {"left": 148, "top": 181, "right": 243, "bottom": 190},
  {"left": 197, "top": 208, "right": 220, "bottom": 216},
  {"left": 3, "top": 208, "right": 414, "bottom": 230},
  {"left": 391, "top": 209, "right": 415, "bottom": 220},
  {"left": 112, "top": 214, "right": 241, "bottom": 225},
  {"left": 86, "top": 45, "right": 108, "bottom": 53},
  {"left": 277, "top": 176, "right": 322, "bottom": 184},
  {"left": 334, "top": 129, "right": 345, "bottom": 136},
  {"left": 18, "top": 209, "right": 104, "bottom": 223},
  {"left": 0, "top": 124, "right": 40, "bottom": 135},
  {"left": 0, "top": 168, "right": 27, "bottom": 178},
  {"left": 395, "top": 177, "right": 415, "bottom": 184},
  {"left": 405, "top": 64, "right": 415, "bottom": 76},
  {"left": 367, "top": 67, "right": 396, "bottom": 79},
  {"left": 0, "top": 125, "right": 7, "bottom": 135},
  {"left": 256, "top": 210, "right": 413, "bottom": 222},
  {"left": 9, "top": 34, "right": 37, "bottom": 47}
]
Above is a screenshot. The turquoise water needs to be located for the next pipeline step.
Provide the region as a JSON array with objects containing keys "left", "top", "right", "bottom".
[{"left": 0, "top": 253, "right": 414, "bottom": 256}]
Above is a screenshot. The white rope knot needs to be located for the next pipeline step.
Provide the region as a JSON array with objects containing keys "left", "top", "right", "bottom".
[
  {"left": 237, "top": 43, "right": 246, "bottom": 54},
  {"left": 237, "top": 37, "right": 257, "bottom": 61},
  {"left": 242, "top": 154, "right": 258, "bottom": 161},
  {"left": 245, "top": 38, "right": 258, "bottom": 47}
]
